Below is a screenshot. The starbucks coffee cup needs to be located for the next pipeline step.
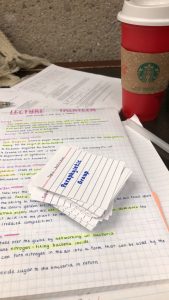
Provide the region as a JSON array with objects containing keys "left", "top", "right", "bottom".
[{"left": 118, "top": 0, "right": 169, "bottom": 121}]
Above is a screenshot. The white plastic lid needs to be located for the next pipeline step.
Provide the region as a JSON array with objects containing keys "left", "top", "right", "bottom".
[{"left": 118, "top": 0, "right": 169, "bottom": 26}]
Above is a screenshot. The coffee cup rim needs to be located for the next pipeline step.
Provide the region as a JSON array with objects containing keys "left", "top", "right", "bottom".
[{"left": 118, "top": 0, "right": 169, "bottom": 26}]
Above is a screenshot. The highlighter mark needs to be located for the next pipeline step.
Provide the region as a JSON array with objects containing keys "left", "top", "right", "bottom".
[
  {"left": 4, "top": 233, "right": 20, "bottom": 237},
  {"left": 0, "top": 233, "right": 20, "bottom": 238},
  {"left": 152, "top": 191, "right": 169, "bottom": 232}
]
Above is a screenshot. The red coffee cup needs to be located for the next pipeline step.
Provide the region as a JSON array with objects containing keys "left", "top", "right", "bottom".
[{"left": 118, "top": 0, "right": 169, "bottom": 121}]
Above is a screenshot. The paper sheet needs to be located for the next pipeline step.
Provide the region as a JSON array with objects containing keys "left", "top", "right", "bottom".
[
  {"left": 12, "top": 64, "right": 122, "bottom": 109},
  {"left": 0, "top": 88, "right": 14, "bottom": 101},
  {"left": 0, "top": 108, "right": 169, "bottom": 299},
  {"left": 0, "top": 64, "right": 121, "bottom": 113},
  {"left": 0, "top": 89, "right": 51, "bottom": 112}
]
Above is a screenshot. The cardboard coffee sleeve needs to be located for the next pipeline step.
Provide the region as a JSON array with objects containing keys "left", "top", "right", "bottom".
[{"left": 121, "top": 47, "right": 169, "bottom": 94}]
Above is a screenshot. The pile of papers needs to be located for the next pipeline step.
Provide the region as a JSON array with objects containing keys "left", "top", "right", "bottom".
[
  {"left": 29, "top": 145, "right": 132, "bottom": 230},
  {"left": 0, "top": 64, "right": 169, "bottom": 300},
  {"left": 0, "top": 64, "right": 122, "bottom": 111}
]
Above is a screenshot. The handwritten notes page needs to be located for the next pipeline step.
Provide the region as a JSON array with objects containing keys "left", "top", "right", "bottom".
[
  {"left": 0, "top": 108, "right": 169, "bottom": 299},
  {"left": 30, "top": 145, "right": 132, "bottom": 230}
]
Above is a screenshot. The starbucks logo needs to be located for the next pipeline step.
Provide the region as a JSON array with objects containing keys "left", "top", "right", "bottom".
[{"left": 137, "top": 63, "right": 160, "bottom": 83}]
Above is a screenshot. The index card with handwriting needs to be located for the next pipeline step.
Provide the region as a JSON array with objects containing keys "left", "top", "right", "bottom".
[{"left": 30, "top": 145, "right": 132, "bottom": 229}]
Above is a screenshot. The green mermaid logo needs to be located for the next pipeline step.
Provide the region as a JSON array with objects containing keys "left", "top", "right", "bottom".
[{"left": 137, "top": 63, "right": 160, "bottom": 83}]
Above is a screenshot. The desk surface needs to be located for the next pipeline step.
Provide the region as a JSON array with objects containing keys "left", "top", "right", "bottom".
[{"left": 76, "top": 64, "right": 169, "bottom": 170}]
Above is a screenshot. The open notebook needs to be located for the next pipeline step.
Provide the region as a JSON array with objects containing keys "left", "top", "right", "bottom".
[
  {"left": 0, "top": 107, "right": 169, "bottom": 299},
  {"left": 53, "top": 116, "right": 169, "bottom": 300}
]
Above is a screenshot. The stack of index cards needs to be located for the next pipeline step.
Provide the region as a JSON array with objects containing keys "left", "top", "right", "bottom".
[{"left": 29, "top": 145, "right": 132, "bottom": 230}]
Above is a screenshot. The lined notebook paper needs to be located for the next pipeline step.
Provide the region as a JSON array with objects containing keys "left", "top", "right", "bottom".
[{"left": 0, "top": 108, "right": 169, "bottom": 299}]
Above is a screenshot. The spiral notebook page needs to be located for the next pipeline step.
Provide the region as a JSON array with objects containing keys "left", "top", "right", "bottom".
[{"left": 0, "top": 108, "right": 169, "bottom": 299}]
